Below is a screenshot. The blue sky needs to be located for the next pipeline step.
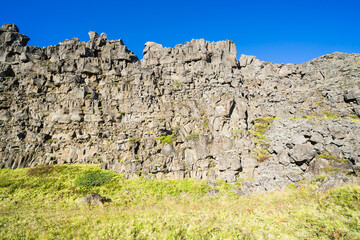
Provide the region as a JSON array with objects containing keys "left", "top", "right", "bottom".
[{"left": 1, "top": 0, "right": 359, "bottom": 64}]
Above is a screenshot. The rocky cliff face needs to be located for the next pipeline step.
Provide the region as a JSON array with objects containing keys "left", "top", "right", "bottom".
[{"left": 1, "top": 23, "right": 359, "bottom": 193}]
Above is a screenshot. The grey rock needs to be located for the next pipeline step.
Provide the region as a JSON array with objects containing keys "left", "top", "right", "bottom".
[
  {"left": 206, "top": 181, "right": 218, "bottom": 188},
  {"left": 318, "top": 174, "right": 360, "bottom": 192},
  {"left": 207, "top": 189, "right": 219, "bottom": 197},
  {"left": 291, "top": 143, "right": 317, "bottom": 164},
  {"left": 80, "top": 193, "right": 111, "bottom": 205},
  {"left": 1, "top": 24, "right": 19, "bottom": 32},
  {"left": 344, "top": 89, "right": 360, "bottom": 103},
  {"left": 230, "top": 188, "right": 242, "bottom": 195},
  {"left": 88, "top": 31, "right": 99, "bottom": 40}
]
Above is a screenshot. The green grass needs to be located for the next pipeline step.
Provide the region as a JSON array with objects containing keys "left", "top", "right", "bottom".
[{"left": 0, "top": 165, "right": 359, "bottom": 239}]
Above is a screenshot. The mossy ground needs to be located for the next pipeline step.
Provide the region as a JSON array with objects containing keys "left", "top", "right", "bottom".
[{"left": 0, "top": 165, "right": 359, "bottom": 239}]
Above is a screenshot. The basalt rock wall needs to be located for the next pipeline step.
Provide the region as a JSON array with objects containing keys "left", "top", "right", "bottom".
[{"left": 1, "top": 24, "right": 359, "bottom": 193}]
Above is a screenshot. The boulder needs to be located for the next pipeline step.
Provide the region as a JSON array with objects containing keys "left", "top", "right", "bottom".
[{"left": 80, "top": 193, "right": 111, "bottom": 205}]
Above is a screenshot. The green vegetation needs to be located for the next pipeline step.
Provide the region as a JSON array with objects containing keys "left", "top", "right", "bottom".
[
  {"left": 286, "top": 184, "right": 297, "bottom": 190},
  {"left": 315, "top": 99, "right": 325, "bottom": 106},
  {"left": 155, "top": 134, "right": 173, "bottom": 144},
  {"left": 231, "top": 129, "right": 244, "bottom": 139},
  {"left": 249, "top": 117, "right": 277, "bottom": 147},
  {"left": 302, "top": 115, "right": 318, "bottom": 120},
  {"left": 185, "top": 132, "right": 200, "bottom": 141},
  {"left": 157, "top": 135, "right": 174, "bottom": 144},
  {"left": 154, "top": 135, "right": 174, "bottom": 144},
  {"left": 317, "top": 151, "right": 349, "bottom": 164},
  {"left": 301, "top": 111, "right": 340, "bottom": 120},
  {"left": 154, "top": 128, "right": 178, "bottom": 144},
  {"left": 0, "top": 165, "right": 359, "bottom": 239},
  {"left": 322, "top": 111, "right": 339, "bottom": 119},
  {"left": 253, "top": 149, "right": 271, "bottom": 162},
  {"left": 26, "top": 165, "right": 56, "bottom": 176},
  {"left": 74, "top": 170, "right": 116, "bottom": 188},
  {"left": 323, "top": 166, "right": 343, "bottom": 173},
  {"left": 249, "top": 117, "right": 278, "bottom": 162},
  {"left": 129, "top": 137, "right": 140, "bottom": 143},
  {"left": 172, "top": 81, "right": 184, "bottom": 87},
  {"left": 40, "top": 60, "right": 53, "bottom": 67},
  {"left": 348, "top": 115, "right": 360, "bottom": 123}
]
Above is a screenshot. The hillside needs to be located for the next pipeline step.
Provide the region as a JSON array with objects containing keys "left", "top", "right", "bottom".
[{"left": 0, "top": 23, "right": 360, "bottom": 194}]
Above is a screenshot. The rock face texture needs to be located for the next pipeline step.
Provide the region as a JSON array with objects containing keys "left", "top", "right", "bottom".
[{"left": 1, "top": 24, "right": 359, "bottom": 193}]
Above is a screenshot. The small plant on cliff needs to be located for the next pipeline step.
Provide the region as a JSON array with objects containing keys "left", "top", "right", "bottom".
[
  {"left": 252, "top": 117, "right": 277, "bottom": 135},
  {"left": 286, "top": 184, "right": 297, "bottom": 190},
  {"left": 317, "top": 151, "right": 349, "bottom": 164},
  {"left": 40, "top": 60, "right": 53, "bottom": 67},
  {"left": 158, "top": 135, "right": 173, "bottom": 144},
  {"left": 254, "top": 149, "right": 271, "bottom": 162},
  {"left": 322, "top": 111, "right": 339, "bottom": 119},
  {"left": 231, "top": 129, "right": 244, "bottom": 139},
  {"left": 154, "top": 134, "right": 175, "bottom": 144},
  {"left": 249, "top": 117, "right": 277, "bottom": 162},
  {"left": 129, "top": 137, "right": 140, "bottom": 143},
  {"left": 154, "top": 128, "right": 178, "bottom": 144},
  {"left": 173, "top": 81, "right": 184, "bottom": 87},
  {"left": 347, "top": 115, "right": 360, "bottom": 123},
  {"left": 185, "top": 133, "right": 200, "bottom": 141}
]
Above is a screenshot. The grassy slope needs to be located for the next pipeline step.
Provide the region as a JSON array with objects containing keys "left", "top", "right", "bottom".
[{"left": 0, "top": 165, "right": 359, "bottom": 240}]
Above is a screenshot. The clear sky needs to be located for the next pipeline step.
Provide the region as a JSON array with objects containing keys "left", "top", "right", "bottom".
[{"left": 1, "top": 0, "right": 359, "bottom": 64}]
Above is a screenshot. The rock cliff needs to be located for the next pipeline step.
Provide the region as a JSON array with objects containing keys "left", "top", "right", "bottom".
[{"left": 1, "top": 23, "right": 359, "bottom": 193}]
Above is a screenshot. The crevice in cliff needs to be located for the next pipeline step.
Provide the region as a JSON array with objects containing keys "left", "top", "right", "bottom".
[
  {"left": 244, "top": 109, "right": 249, "bottom": 131},
  {"left": 227, "top": 101, "right": 236, "bottom": 118}
]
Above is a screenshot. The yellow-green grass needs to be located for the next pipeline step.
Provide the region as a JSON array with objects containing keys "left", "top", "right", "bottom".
[{"left": 0, "top": 165, "right": 359, "bottom": 239}]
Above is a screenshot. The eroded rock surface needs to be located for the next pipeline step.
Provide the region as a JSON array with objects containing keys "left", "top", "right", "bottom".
[{"left": 1, "top": 24, "right": 359, "bottom": 193}]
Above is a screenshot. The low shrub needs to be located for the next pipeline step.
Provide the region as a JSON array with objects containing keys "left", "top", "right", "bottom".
[
  {"left": 154, "top": 135, "right": 174, "bottom": 144},
  {"left": 254, "top": 149, "right": 271, "bottom": 162},
  {"left": 74, "top": 170, "right": 115, "bottom": 188}
]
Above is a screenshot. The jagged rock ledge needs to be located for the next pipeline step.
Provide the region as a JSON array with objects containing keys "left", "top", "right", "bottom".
[{"left": 1, "top": 23, "right": 359, "bottom": 194}]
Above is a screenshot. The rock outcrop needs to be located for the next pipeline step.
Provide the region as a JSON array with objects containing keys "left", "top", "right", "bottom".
[{"left": 1, "top": 24, "right": 359, "bottom": 193}]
